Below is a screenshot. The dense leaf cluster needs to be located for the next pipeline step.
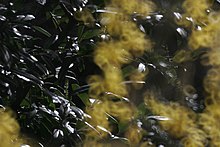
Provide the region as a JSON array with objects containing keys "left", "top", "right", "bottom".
[{"left": 0, "top": 0, "right": 102, "bottom": 146}]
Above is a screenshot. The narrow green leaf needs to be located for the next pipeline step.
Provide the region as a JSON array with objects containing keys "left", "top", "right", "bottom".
[
  {"left": 33, "top": 26, "right": 51, "bottom": 37},
  {"left": 78, "top": 93, "right": 90, "bottom": 105},
  {"left": 81, "top": 29, "right": 101, "bottom": 40}
]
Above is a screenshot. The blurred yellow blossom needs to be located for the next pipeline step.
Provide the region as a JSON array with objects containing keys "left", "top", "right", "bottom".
[
  {"left": 179, "top": 1, "right": 220, "bottom": 146},
  {"left": 109, "top": 0, "right": 155, "bottom": 15},
  {"left": 86, "top": 0, "right": 154, "bottom": 146},
  {"left": 145, "top": 96, "right": 207, "bottom": 147},
  {"left": 74, "top": 8, "right": 95, "bottom": 26},
  {"left": 177, "top": 0, "right": 211, "bottom": 27},
  {"left": 125, "top": 124, "right": 143, "bottom": 146},
  {"left": 94, "top": 42, "right": 131, "bottom": 68},
  {"left": 199, "top": 104, "right": 220, "bottom": 147},
  {"left": 0, "top": 109, "right": 24, "bottom": 147}
]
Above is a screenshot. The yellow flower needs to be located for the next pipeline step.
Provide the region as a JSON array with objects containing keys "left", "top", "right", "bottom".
[
  {"left": 102, "top": 14, "right": 152, "bottom": 56},
  {"left": 203, "top": 50, "right": 220, "bottom": 66},
  {"left": 94, "top": 42, "right": 131, "bottom": 68},
  {"left": 145, "top": 95, "right": 206, "bottom": 146},
  {"left": 83, "top": 139, "right": 110, "bottom": 147},
  {"left": 89, "top": 0, "right": 153, "bottom": 97},
  {"left": 88, "top": 68, "right": 128, "bottom": 98},
  {"left": 85, "top": 100, "right": 111, "bottom": 138},
  {"left": 129, "top": 70, "right": 147, "bottom": 89},
  {"left": 109, "top": 0, "right": 155, "bottom": 15},
  {"left": 199, "top": 104, "right": 220, "bottom": 147},
  {"left": 86, "top": 0, "right": 154, "bottom": 145},
  {"left": 188, "top": 20, "right": 220, "bottom": 49},
  {"left": 74, "top": 8, "right": 95, "bottom": 26},
  {"left": 0, "top": 109, "right": 23, "bottom": 147},
  {"left": 108, "top": 100, "right": 134, "bottom": 122},
  {"left": 120, "top": 31, "right": 152, "bottom": 56},
  {"left": 177, "top": 0, "right": 211, "bottom": 27},
  {"left": 88, "top": 75, "right": 105, "bottom": 98},
  {"left": 85, "top": 99, "right": 133, "bottom": 137},
  {"left": 101, "top": 13, "right": 128, "bottom": 36},
  {"left": 88, "top": 73, "right": 127, "bottom": 98},
  {"left": 125, "top": 124, "right": 143, "bottom": 146},
  {"left": 103, "top": 68, "right": 127, "bottom": 96}
]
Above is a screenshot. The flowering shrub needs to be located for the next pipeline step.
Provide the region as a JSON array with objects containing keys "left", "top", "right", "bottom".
[{"left": 1, "top": 0, "right": 220, "bottom": 146}]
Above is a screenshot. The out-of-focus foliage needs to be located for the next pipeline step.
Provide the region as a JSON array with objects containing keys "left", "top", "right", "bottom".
[{"left": 1, "top": 0, "right": 220, "bottom": 147}]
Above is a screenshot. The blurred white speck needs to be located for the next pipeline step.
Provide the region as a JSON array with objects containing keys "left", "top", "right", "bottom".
[
  {"left": 138, "top": 63, "right": 146, "bottom": 72},
  {"left": 137, "top": 121, "right": 142, "bottom": 128},
  {"left": 13, "top": 27, "right": 22, "bottom": 36},
  {"left": 97, "top": 125, "right": 112, "bottom": 136},
  {"left": 72, "top": 43, "right": 79, "bottom": 51},
  {"left": 166, "top": 71, "right": 174, "bottom": 78},
  {"left": 0, "top": 15, "right": 6, "bottom": 21},
  {"left": 139, "top": 25, "right": 145, "bottom": 33},
  {"left": 148, "top": 63, "right": 156, "bottom": 69},
  {"left": 159, "top": 62, "right": 167, "bottom": 67},
  {"left": 21, "top": 145, "right": 31, "bottom": 147},
  {"left": 96, "top": 23, "right": 101, "bottom": 27},
  {"left": 36, "top": 0, "right": 46, "bottom": 5},
  {"left": 69, "top": 63, "right": 74, "bottom": 68},
  {"left": 65, "top": 122, "right": 74, "bottom": 133},
  {"left": 186, "top": 17, "right": 193, "bottom": 22},
  {"left": 89, "top": 99, "right": 96, "bottom": 104},
  {"left": 146, "top": 16, "right": 151, "bottom": 19},
  {"left": 197, "top": 26, "right": 202, "bottom": 31},
  {"left": 176, "top": 28, "right": 187, "bottom": 37},
  {"left": 96, "top": 9, "right": 117, "bottom": 14},
  {"left": 38, "top": 143, "right": 44, "bottom": 147},
  {"left": 147, "top": 115, "right": 170, "bottom": 121},
  {"left": 30, "top": 55, "right": 38, "bottom": 62},
  {"left": 100, "top": 34, "right": 109, "bottom": 40},
  {"left": 174, "top": 12, "right": 182, "bottom": 20},
  {"left": 17, "top": 75, "right": 30, "bottom": 82},
  {"left": 155, "top": 14, "right": 163, "bottom": 21}
]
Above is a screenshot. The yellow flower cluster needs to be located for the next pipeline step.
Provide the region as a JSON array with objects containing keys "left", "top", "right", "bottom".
[
  {"left": 86, "top": 0, "right": 154, "bottom": 146},
  {"left": 109, "top": 0, "right": 155, "bottom": 15},
  {"left": 199, "top": 66, "right": 220, "bottom": 146},
  {"left": 85, "top": 0, "right": 220, "bottom": 146},
  {"left": 74, "top": 8, "right": 95, "bottom": 26},
  {"left": 85, "top": 100, "right": 134, "bottom": 138},
  {"left": 177, "top": 0, "right": 220, "bottom": 50},
  {"left": 83, "top": 139, "right": 109, "bottom": 147},
  {"left": 188, "top": 20, "right": 220, "bottom": 49},
  {"left": 0, "top": 109, "right": 23, "bottom": 147},
  {"left": 145, "top": 96, "right": 207, "bottom": 147},
  {"left": 88, "top": 69, "right": 127, "bottom": 98},
  {"left": 125, "top": 124, "right": 143, "bottom": 146},
  {"left": 83, "top": 138, "right": 154, "bottom": 147},
  {"left": 129, "top": 70, "right": 147, "bottom": 89},
  {"left": 177, "top": 0, "right": 220, "bottom": 146},
  {"left": 199, "top": 104, "right": 220, "bottom": 146},
  {"left": 178, "top": 0, "right": 211, "bottom": 27},
  {"left": 89, "top": 0, "right": 154, "bottom": 97}
]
